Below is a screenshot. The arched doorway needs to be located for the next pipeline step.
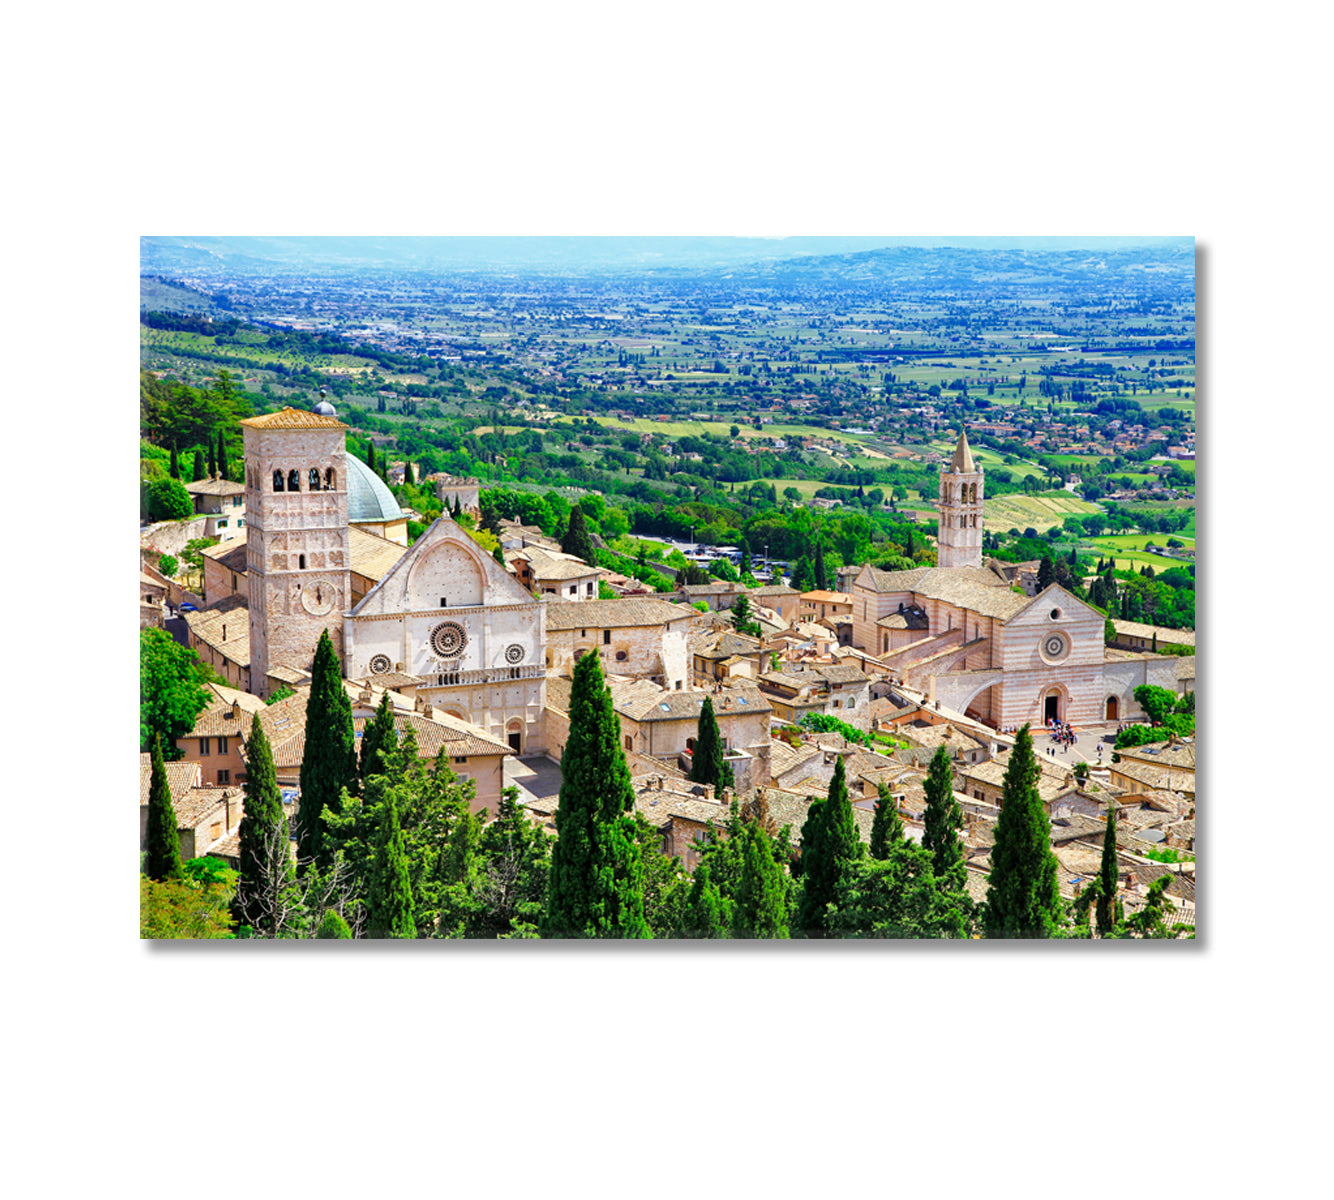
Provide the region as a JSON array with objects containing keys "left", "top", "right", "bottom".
[
  {"left": 507, "top": 719, "right": 523, "bottom": 756},
  {"left": 1043, "top": 688, "right": 1062, "bottom": 725},
  {"left": 1105, "top": 696, "right": 1119, "bottom": 721}
]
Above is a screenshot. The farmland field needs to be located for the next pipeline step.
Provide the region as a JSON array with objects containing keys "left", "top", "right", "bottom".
[{"left": 984, "top": 492, "right": 1102, "bottom": 533}]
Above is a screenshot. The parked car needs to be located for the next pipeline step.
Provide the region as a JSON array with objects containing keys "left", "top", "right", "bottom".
[{"left": 179, "top": 602, "right": 198, "bottom": 613}]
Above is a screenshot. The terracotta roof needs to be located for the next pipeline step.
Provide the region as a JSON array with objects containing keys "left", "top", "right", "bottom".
[
  {"left": 185, "top": 478, "right": 246, "bottom": 496},
  {"left": 139, "top": 755, "right": 202, "bottom": 807},
  {"left": 348, "top": 524, "right": 408, "bottom": 581},
  {"left": 241, "top": 406, "right": 348, "bottom": 431},
  {"left": 607, "top": 678, "right": 772, "bottom": 723},
  {"left": 356, "top": 711, "right": 512, "bottom": 760},
  {"left": 801, "top": 590, "right": 851, "bottom": 604},
  {"left": 1111, "top": 619, "right": 1194, "bottom": 647},
  {"left": 175, "top": 785, "right": 242, "bottom": 830},
  {"left": 202, "top": 540, "right": 248, "bottom": 571},
  {"left": 544, "top": 597, "right": 695, "bottom": 631}
]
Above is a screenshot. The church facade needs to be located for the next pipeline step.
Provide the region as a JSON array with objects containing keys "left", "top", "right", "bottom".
[
  {"left": 239, "top": 405, "right": 546, "bottom": 755},
  {"left": 844, "top": 429, "right": 1187, "bottom": 728}
]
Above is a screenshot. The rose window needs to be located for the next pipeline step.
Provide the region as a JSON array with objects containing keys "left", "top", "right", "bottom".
[
  {"left": 505, "top": 643, "right": 524, "bottom": 665},
  {"left": 430, "top": 621, "right": 468, "bottom": 659},
  {"left": 369, "top": 654, "right": 392, "bottom": 675}
]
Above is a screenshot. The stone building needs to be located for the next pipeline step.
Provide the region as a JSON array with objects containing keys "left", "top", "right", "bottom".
[
  {"left": 543, "top": 596, "right": 694, "bottom": 688},
  {"left": 184, "top": 477, "right": 248, "bottom": 542},
  {"left": 433, "top": 474, "right": 481, "bottom": 519}
]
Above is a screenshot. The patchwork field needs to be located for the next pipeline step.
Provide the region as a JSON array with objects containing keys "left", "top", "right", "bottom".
[{"left": 984, "top": 492, "right": 1102, "bottom": 533}]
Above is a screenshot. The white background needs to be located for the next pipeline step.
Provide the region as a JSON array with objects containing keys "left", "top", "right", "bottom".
[{"left": 7, "top": 3, "right": 1325, "bottom": 1196}]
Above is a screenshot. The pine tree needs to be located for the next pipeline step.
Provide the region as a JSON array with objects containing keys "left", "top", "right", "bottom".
[
  {"left": 543, "top": 651, "right": 650, "bottom": 938},
  {"left": 561, "top": 505, "right": 597, "bottom": 565},
  {"left": 359, "top": 691, "right": 398, "bottom": 784},
  {"left": 144, "top": 734, "right": 183, "bottom": 882},
  {"left": 365, "top": 786, "right": 416, "bottom": 938},
  {"left": 233, "top": 713, "right": 295, "bottom": 936},
  {"left": 690, "top": 696, "right": 728, "bottom": 792},
  {"left": 1096, "top": 805, "right": 1118, "bottom": 937},
  {"left": 869, "top": 780, "right": 904, "bottom": 860},
  {"left": 922, "top": 745, "right": 966, "bottom": 893},
  {"left": 297, "top": 630, "right": 358, "bottom": 869},
  {"left": 983, "top": 725, "right": 1063, "bottom": 938},
  {"left": 795, "top": 755, "right": 859, "bottom": 936}
]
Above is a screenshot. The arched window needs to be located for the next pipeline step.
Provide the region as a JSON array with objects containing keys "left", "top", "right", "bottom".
[
  {"left": 309, "top": 468, "right": 321, "bottom": 491},
  {"left": 298, "top": 554, "right": 306, "bottom": 570},
  {"left": 288, "top": 469, "right": 300, "bottom": 492},
  {"left": 325, "top": 467, "right": 335, "bottom": 489},
  {"left": 273, "top": 470, "right": 284, "bottom": 492}
]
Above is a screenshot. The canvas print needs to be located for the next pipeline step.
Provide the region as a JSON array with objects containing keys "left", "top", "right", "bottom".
[{"left": 139, "top": 235, "right": 1196, "bottom": 940}]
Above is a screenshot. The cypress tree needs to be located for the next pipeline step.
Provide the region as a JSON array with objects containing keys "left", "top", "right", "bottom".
[
  {"left": 543, "top": 651, "right": 650, "bottom": 938},
  {"left": 690, "top": 696, "right": 727, "bottom": 792},
  {"left": 733, "top": 820, "right": 789, "bottom": 938},
  {"left": 453, "top": 494, "right": 462, "bottom": 518},
  {"left": 561, "top": 505, "right": 597, "bottom": 565},
  {"left": 682, "top": 863, "right": 731, "bottom": 937},
  {"left": 814, "top": 539, "right": 829, "bottom": 591},
  {"left": 493, "top": 542, "right": 506, "bottom": 567},
  {"left": 359, "top": 692, "right": 398, "bottom": 783},
  {"left": 217, "top": 429, "right": 228, "bottom": 480},
  {"left": 869, "top": 780, "right": 904, "bottom": 860},
  {"left": 207, "top": 438, "right": 217, "bottom": 479},
  {"left": 192, "top": 448, "right": 206, "bottom": 482},
  {"left": 922, "top": 745, "right": 966, "bottom": 893},
  {"left": 297, "top": 630, "right": 358, "bottom": 869},
  {"left": 144, "top": 734, "right": 183, "bottom": 882},
  {"left": 404, "top": 461, "right": 415, "bottom": 487},
  {"left": 367, "top": 442, "right": 377, "bottom": 473},
  {"left": 983, "top": 725, "right": 1063, "bottom": 938},
  {"left": 795, "top": 755, "right": 859, "bottom": 937},
  {"left": 365, "top": 786, "right": 416, "bottom": 938},
  {"left": 168, "top": 443, "right": 180, "bottom": 480},
  {"left": 1038, "top": 556, "right": 1055, "bottom": 589},
  {"left": 233, "top": 713, "right": 294, "bottom": 936},
  {"left": 1096, "top": 805, "right": 1118, "bottom": 937}
]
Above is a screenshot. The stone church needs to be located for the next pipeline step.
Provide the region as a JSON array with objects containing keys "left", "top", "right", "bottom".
[
  {"left": 239, "top": 403, "right": 547, "bottom": 755},
  {"left": 841, "top": 429, "right": 1187, "bottom": 728}
]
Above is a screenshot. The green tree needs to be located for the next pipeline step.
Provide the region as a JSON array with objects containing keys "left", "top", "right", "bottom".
[
  {"left": 830, "top": 843, "right": 969, "bottom": 939},
  {"left": 359, "top": 691, "right": 398, "bottom": 783},
  {"left": 142, "top": 476, "right": 193, "bottom": 522},
  {"left": 561, "top": 504, "right": 597, "bottom": 565},
  {"left": 690, "top": 696, "right": 732, "bottom": 792},
  {"left": 192, "top": 448, "right": 206, "bottom": 482},
  {"left": 141, "top": 876, "right": 235, "bottom": 939},
  {"left": 983, "top": 725, "right": 1063, "bottom": 938},
  {"left": 922, "top": 745, "right": 966, "bottom": 893},
  {"left": 1096, "top": 805, "right": 1118, "bottom": 937},
  {"left": 233, "top": 713, "right": 297, "bottom": 937},
  {"left": 730, "top": 592, "right": 760, "bottom": 637},
  {"left": 814, "top": 538, "right": 830, "bottom": 591},
  {"left": 315, "top": 909, "right": 352, "bottom": 938},
  {"left": 365, "top": 785, "right": 416, "bottom": 938},
  {"left": 168, "top": 443, "right": 180, "bottom": 479},
  {"left": 144, "top": 734, "right": 183, "bottom": 882},
  {"left": 681, "top": 863, "right": 732, "bottom": 937},
  {"left": 1037, "top": 556, "right": 1055, "bottom": 589},
  {"left": 158, "top": 554, "right": 178, "bottom": 578},
  {"left": 794, "top": 755, "right": 859, "bottom": 937},
  {"left": 140, "top": 627, "right": 212, "bottom": 756},
  {"left": 297, "top": 630, "right": 358, "bottom": 869},
  {"left": 543, "top": 651, "right": 650, "bottom": 938},
  {"left": 869, "top": 780, "right": 903, "bottom": 860},
  {"left": 1133, "top": 684, "right": 1179, "bottom": 725},
  {"left": 733, "top": 819, "right": 790, "bottom": 938}
]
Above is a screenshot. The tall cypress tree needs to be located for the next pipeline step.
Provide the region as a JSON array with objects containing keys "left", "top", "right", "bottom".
[
  {"left": 869, "top": 780, "right": 904, "bottom": 860},
  {"left": 297, "top": 630, "right": 357, "bottom": 869},
  {"left": 543, "top": 651, "right": 650, "bottom": 937},
  {"left": 983, "top": 725, "right": 1063, "bottom": 938},
  {"left": 1096, "top": 805, "right": 1118, "bottom": 937},
  {"left": 192, "top": 448, "right": 206, "bottom": 483},
  {"left": 367, "top": 442, "right": 377, "bottom": 473},
  {"left": 795, "top": 755, "right": 859, "bottom": 937},
  {"left": 561, "top": 505, "right": 597, "bottom": 565},
  {"left": 168, "top": 443, "right": 180, "bottom": 480},
  {"left": 233, "top": 713, "right": 294, "bottom": 936},
  {"left": 365, "top": 786, "right": 416, "bottom": 938},
  {"left": 733, "top": 820, "right": 789, "bottom": 938},
  {"left": 144, "top": 734, "right": 183, "bottom": 882},
  {"left": 207, "top": 438, "right": 217, "bottom": 479},
  {"left": 922, "top": 745, "right": 966, "bottom": 893},
  {"left": 1038, "top": 556, "right": 1055, "bottom": 589},
  {"left": 359, "top": 692, "right": 398, "bottom": 784},
  {"left": 691, "top": 696, "right": 728, "bottom": 792}
]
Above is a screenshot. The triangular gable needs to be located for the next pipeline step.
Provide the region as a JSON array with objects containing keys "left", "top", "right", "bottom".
[
  {"left": 350, "top": 515, "right": 537, "bottom": 617},
  {"left": 1003, "top": 582, "right": 1101, "bottom": 627}
]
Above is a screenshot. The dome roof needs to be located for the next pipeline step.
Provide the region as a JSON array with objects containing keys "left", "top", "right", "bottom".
[
  {"left": 345, "top": 453, "right": 404, "bottom": 523},
  {"left": 313, "top": 400, "right": 337, "bottom": 416}
]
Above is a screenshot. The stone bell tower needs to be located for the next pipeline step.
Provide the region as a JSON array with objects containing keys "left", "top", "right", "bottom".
[
  {"left": 241, "top": 404, "right": 353, "bottom": 697},
  {"left": 937, "top": 427, "right": 984, "bottom": 569}
]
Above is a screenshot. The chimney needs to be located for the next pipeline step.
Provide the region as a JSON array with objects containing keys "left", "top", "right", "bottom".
[{"left": 231, "top": 700, "right": 241, "bottom": 719}]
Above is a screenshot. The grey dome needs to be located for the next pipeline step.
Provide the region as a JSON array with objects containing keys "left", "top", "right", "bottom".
[
  {"left": 313, "top": 399, "right": 337, "bottom": 416},
  {"left": 346, "top": 452, "right": 404, "bottom": 523}
]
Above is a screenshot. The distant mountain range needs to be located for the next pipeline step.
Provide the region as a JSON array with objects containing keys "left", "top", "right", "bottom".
[{"left": 140, "top": 235, "right": 1192, "bottom": 277}]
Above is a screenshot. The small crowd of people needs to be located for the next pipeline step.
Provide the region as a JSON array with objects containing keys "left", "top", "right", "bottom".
[{"left": 1045, "top": 717, "right": 1078, "bottom": 757}]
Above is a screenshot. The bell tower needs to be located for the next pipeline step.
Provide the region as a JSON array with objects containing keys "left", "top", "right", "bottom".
[
  {"left": 937, "top": 428, "right": 984, "bottom": 569},
  {"left": 241, "top": 405, "right": 353, "bottom": 697}
]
